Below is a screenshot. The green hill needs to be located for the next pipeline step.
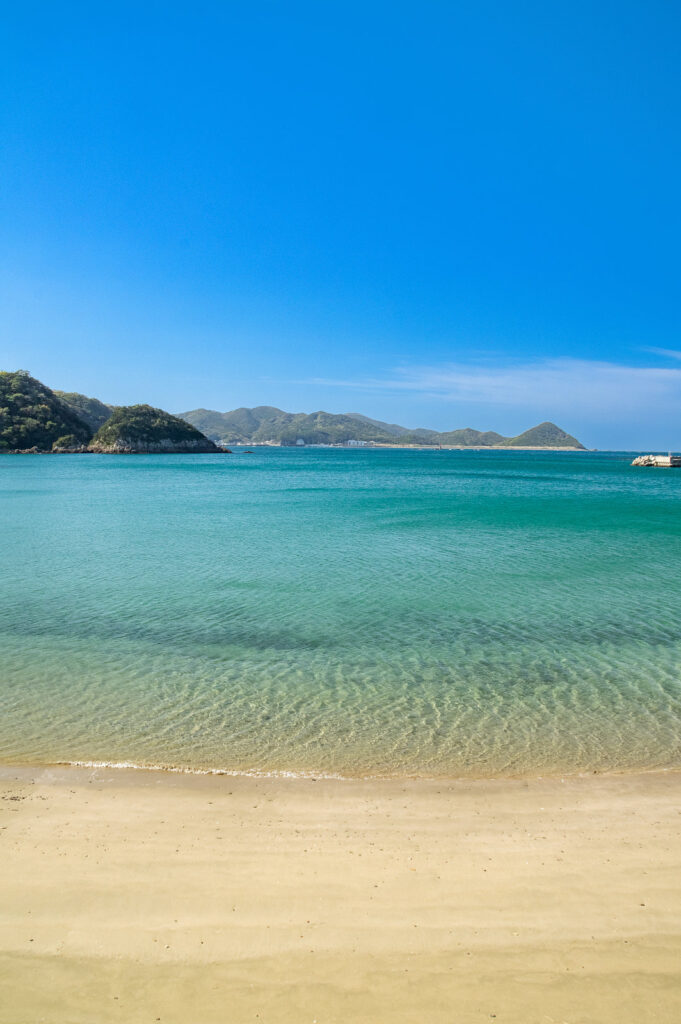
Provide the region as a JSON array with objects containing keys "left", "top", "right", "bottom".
[
  {"left": 344, "top": 413, "right": 414, "bottom": 437},
  {"left": 89, "top": 404, "right": 220, "bottom": 453},
  {"left": 0, "top": 371, "right": 92, "bottom": 452},
  {"left": 437, "top": 428, "right": 506, "bottom": 446},
  {"left": 179, "top": 406, "right": 584, "bottom": 449},
  {"left": 276, "top": 410, "right": 398, "bottom": 445},
  {"left": 182, "top": 406, "right": 291, "bottom": 444},
  {"left": 502, "top": 422, "right": 584, "bottom": 448},
  {"left": 55, "top": 391, "right": 114, "bottom": 431},
  {"left": 178, "top": 406, "right": 401, "bottom": 444},
  {"left": 178, "top": 406, "right": 442, "bottom": 445}
]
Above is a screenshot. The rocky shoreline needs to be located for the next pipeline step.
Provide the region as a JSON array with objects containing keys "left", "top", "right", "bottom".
[{"left": 88, "top": 437, "right": 223, "bottom": 454}]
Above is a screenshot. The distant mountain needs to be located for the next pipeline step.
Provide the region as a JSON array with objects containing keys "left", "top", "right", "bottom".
[
  {"left": 0, "top": 370, "right": 92, "bottom": 451},
  {"left": 437, "top": 428, "right": 507, "bottom": 446},
  {"left": 179, "top": 406, "right": 584, "bottom": 449},
  {"left": 500, "top": 422, "right": 583, "bottom": 448},
  {"left": 344, "top": 412, "right": 413, "bottom": 437},
  {"left": 178, "top": 406, "right": 408, "bottom": 445},
  {"left": 89, "top": 405, "right": 220, "bottom": 453},
  {"left": 182, "top": 406, "right": 291, "bottom": 444},
  {"left": 55, "top": 391, "right": 114, "bottom": 431}
]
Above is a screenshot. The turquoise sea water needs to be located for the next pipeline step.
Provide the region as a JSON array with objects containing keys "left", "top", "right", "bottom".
[{"left": 1, "top": 449, "right": 681, "bottom": 778}]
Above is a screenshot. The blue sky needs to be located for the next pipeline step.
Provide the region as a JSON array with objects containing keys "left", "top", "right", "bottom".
[{"left": 1, "top": 1, "right": 680, "bottom": 448}]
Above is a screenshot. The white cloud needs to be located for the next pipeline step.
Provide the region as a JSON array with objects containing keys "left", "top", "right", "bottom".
[
  {"left": 643, "top": 347, "right": 681, "bottom": 361},
  {"left": 308, "top": 358, "right": 681, "bottom": 421}
]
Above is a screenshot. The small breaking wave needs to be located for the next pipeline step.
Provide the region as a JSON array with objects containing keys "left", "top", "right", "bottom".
[{"left": 58, "top": 759, "right": 353, "bottom": 780}]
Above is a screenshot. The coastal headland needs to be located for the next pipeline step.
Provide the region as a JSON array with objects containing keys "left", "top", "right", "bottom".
[
  {"left": 1, "top": 371, "right": 586, "bottom": 453},
  {"left": 1, "top": 765, "right": 679, "bottom": 1024}
]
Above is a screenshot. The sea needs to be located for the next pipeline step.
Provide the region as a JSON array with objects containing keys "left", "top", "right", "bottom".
[{"left": 1, "top": 448, "right": 680, "bottom": 779}]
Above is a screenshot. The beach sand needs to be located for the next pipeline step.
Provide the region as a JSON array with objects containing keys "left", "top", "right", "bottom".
[{"left": 0, "top": 766, "right": 679, "bottom": 1023}]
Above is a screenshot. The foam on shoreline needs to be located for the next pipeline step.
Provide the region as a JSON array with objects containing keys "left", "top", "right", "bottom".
[
  {"left": 46, "top": 757, "right": 680, "bottom": 784},
  {"left": 58, "top": 758, "right": 352, "bottom": 780}
]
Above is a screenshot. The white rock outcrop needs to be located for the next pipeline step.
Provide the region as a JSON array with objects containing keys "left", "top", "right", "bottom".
[{"left": 631, "top": 454, "right": 681, "bottom": 467}]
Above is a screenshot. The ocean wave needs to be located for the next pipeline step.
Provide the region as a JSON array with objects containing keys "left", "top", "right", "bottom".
[{"left": 58, "top": 759, "right": 352, "bottom": 780}]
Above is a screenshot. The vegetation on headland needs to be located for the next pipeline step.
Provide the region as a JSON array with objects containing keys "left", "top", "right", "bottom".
[
  {"left": 0, "top": 373, "right": 218, "bottom": 453},
  {"left": 89, "top": 404, "right": 219, "bottom": 453},
  {"left": 498, "top": 422, "right": 582, "bottom": 448},
  {"left": 0, "top": 371, "right": 92, "bottom": 452},
  {"left": 55, "top": 391, "right": 114, "bottom": 431},
  {"left": 179, "top": 405, "right": 585, "bottom": 449},
  {"left": 0, "top": 370, "right": 584, "bottom": 452}
]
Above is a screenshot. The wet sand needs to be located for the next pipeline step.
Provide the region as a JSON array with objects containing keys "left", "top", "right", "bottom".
[{"left": 1, "top": 765, "right": 679, "bottom": 1023}]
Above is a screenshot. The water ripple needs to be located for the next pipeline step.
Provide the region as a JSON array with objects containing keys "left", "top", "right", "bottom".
[{"left": 1, "top": 449, "right": 680, "bottom": 777}]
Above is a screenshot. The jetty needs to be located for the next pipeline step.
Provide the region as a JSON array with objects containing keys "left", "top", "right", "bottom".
[{"left": 631, "top": 454, "right": 681, "bottom": 468}]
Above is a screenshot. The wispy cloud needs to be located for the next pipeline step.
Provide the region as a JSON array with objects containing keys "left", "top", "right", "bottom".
[
  {"left": 643, "top": 347, "right": 681, "bottom": 361},
  {"left": 307, "top": 357, "right": 681, "bottom": 420}
]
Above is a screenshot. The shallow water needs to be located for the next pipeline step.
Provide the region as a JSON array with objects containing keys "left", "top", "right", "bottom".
[{"left": 1, "top": 448, "right": 680, "bottom": 777}]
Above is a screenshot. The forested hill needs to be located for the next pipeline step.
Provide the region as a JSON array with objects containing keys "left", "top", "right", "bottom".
[
  {"left": 179, "top": 406, "right": 585, "bottom": 448},
  {"left": 55, "top": 391, "right": 114, "bottom": 431},
  {"left": 0, "top": 371, "right": 92, "bottom": 451},
  {"left": 89, "top": 405, "right": 219, "bottom": 453},
  {"left": 0, "top": 373, "right": 218, "bottom": 454}
]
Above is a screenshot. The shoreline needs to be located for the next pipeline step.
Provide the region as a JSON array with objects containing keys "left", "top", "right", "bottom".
[
  {"left": 3, "top": 756, "right": 681, "bottom": 783},
  {"left": 2, "top": 444, "right": 590, "bottom": 453},
  {"left": 2, "top": 763, "right": 680, "bottom": 1022},
  {"left": 230, "top": 443, "right": 590, "bottom": 451},
  {"left": 5, "top": 757, "right": 681, "bottom": 789}
]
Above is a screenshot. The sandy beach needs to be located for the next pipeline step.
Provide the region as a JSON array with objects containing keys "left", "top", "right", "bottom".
[{"left": 0, "top": 766, "right": 679, "bottom": 1023}]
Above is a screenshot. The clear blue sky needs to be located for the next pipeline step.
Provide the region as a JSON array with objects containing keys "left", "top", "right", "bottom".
[{"left": 1, "top": 1, "right": 680, "bottom": 448}]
